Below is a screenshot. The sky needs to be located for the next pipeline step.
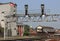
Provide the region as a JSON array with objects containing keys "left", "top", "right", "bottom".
[
  {"left": 0, "top": 0, "right": 60, "bottom": 14},
  {"left": 0, "top": 0, "right": 60, "bottom": 29}
]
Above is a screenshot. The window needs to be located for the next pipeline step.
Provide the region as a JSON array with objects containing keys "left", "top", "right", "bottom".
[
  {"left": 2, "top": 12, "right": 4, "bottom": 13},
  {"left": 14, "top": 28, "right": 16, "bottom": 30},
  {"left": 1, "top": 20, "right": 4, "bottom": 21}
]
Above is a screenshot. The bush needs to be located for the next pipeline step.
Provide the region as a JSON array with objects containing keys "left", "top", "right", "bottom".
[{"left": 24, "top": 31, "right": 30, "bottom": 36}]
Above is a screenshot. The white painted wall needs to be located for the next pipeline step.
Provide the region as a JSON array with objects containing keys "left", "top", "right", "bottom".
[{"left": 0, "top": 3, "right": 17, "bottom": 36}]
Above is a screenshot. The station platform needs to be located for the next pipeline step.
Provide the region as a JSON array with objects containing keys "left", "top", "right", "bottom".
[{"left": 0, "top": 36, "right": 41, "bottom": 40}]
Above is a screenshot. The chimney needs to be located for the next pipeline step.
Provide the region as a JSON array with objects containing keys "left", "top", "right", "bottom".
[
  {"left": 41, "top": 4, "right": 44, "bottom": 15},
  {"left": 25, "top": 5, "right": 28, "bottom": 15}
]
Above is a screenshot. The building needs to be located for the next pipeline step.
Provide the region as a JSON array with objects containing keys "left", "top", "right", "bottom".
[
  {"left": 29, "top": 27, "right": 37, "bottom": 36},
  {"left": 17, "top": 23, "right": 24, "bottom": 36},
  {"left": 0, "top": 2, "right": 17, "bottom": 36}
]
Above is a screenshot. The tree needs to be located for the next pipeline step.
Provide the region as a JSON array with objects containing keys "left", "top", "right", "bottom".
[{"left": 23, "top": 25, "right": 30, "bottom": 36}]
